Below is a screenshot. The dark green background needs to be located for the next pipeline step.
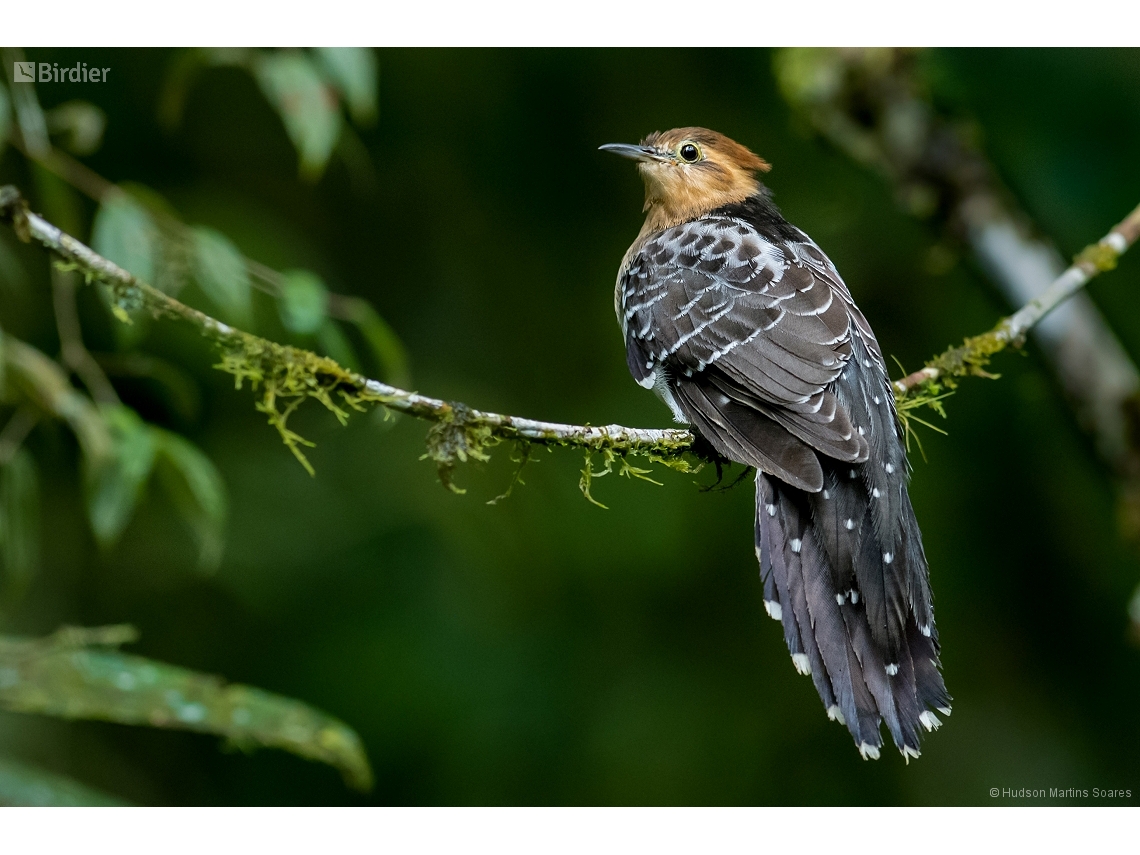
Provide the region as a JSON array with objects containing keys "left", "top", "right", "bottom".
[{"left": 1, "top": 48, "right": 1138, "bottom": 805}]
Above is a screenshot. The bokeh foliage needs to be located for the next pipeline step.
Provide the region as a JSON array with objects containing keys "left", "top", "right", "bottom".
[
  {"left": 0, "top": 46, "right": 385, "bottom": 802},
  {"left": 0, "top": 47, "right": 1138, "bottom": 805}
]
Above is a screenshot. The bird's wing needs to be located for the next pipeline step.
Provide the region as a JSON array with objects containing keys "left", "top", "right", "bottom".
[{"left": 620, "top": 215, "right": 869, "bottom": 489}]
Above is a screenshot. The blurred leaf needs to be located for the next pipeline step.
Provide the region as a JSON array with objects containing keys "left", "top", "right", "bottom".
[
  {"left": 91, "top": 194, "right": 159, "bottom": 285},
  {"left": 118, "top": 181, "right": 184, "bottom": 224},
  {"left": 95, "top": 352, "right": 201, "bottom": 424},
  {"left": 2, "top": 48, "right": 48, "bottom": 156},
  {"left": 190, "top": 226, "right": 253, "bottom": 329},
  {"left": 772, "top": 48, "right": 847, "bottom": 109},
  {"left": 32, "top": 163, "right": 87, "bottom": 240},
  {"left": 90, "top": 189, "right": 173, "bottom": 346},
  {"left": 89, "top": 185, "right": 186, "bottom": 338},
  {"left": 85, "top": 406, "right": 156, "bottom": 548},
  {"left": 153, "top": 428, "right": 227, "bottom": 571},
  {"left": 0, "top": 232, "right": 27, "bottom": 296},
  {"left": 279, "top": 269, "right": 329, "bottom": 335},
  {"left": 0, "top": 626, "right": 373, "bottom": 791},
  {"left": 0, "top": 756, "right": 128, "bottom": 806},
  {"left": 334, "top": 124, "right": 378, "bottom": 197},
  {"left": 159, "top": 48, "right": 255, "bottom": 130},
  {"left": 2, "top": 336, "right": 112, "bottom": 465},
  {"left": 313, "top": 47, "right": 378, "bottom": 126},
  {"left": 43, "top": 100, "right": 107, "bottom": 156},
  {"left": 316, "top": 320, "right": 361, "bottom": 373},
  {"left": 340, "top": 296, "right": 410, "bottom": 388},
  {"left": 123, "top": 183, "right": 192, "bottom": 299},
  {"left": 253, "top": 51, "right": 342, "bottom": 181},
  {"left": 156, "top": 47, "right": 202, "bottom": 129},
  {"left": 0, "top": 448, "right": 39, "bottom": 605},
  {"left": 156, "top": 48, "right": 208, "bottom": 130},
  {"left": 0, "top": 81, "right": 10, "bottom": 152}
]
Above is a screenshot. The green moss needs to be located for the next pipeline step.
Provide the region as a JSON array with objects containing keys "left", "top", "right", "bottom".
[
  {"left": 576, "top": 446, "right": 683, "bottom": 509},
  {"left": 1074, "top": 242, "right": 1119, "bottom": 272},
  {"left": 214, "top": 335, "right": 363, "bottom": 476},
  {"left": 6, "top": 188, "right": 704, "bottom": 499},
  {"left": 486, "top": 443, "right": 534, "bottom": 505},
  {"left": 895, "top": 383, "right": 951, "bottom": 458},
  {"left": 422, "top": 403, "right": 496, "bottom": 494},
  {"left": 927, "top": 327, "right": 1010, "bottom": 387}
]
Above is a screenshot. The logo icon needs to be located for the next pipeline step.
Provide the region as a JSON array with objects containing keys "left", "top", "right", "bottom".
[{"left": 12, "top": 62, "right": 35, "bottom": 83}]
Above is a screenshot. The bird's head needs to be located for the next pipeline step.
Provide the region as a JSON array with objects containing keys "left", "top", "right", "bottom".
[{"left": 600, "top": 127, "right": 770, "bottom": 230}]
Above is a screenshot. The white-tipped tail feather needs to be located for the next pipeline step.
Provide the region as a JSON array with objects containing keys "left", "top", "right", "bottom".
[
  {"left": 756, "top": 463, "right": 950, "bottom": 762},
  {"left": 918, "top": 710, "right": 942, "bottom": 732}
]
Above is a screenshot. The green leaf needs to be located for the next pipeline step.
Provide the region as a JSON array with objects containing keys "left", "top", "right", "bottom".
[
  {"left": 158, "top": 48, "right": 254, "bottom": 131},
  {"left": 313, "top": 48, "right": 378, "bottom": 126},
  {"left": 0, "top": 81, "right": 11, "bottom": 151},
  {"left": 0, "top": 448, "right": 39, "bottom": 605},
  {"left": 121, "top": 183, "right": 190, "bottom": 296},
  {"left": 316, "top": 320, "right": 361, "bottom": 372},
  {"left": 43, "top": 100, "right": 107, "bottom": 156},
  {"left": 153, "top": 428, "right": 227, "bottom": 571},
  {"left": 92, "top": 186, "right": 185, "bottom": 325},
  {"left": 2, "top": 336, "right": 113, "bottom": 465},
  {"left": 279, "top": 269, "right": 329, "bottom": 335},
  {"left": 0, "top": 626, "right": 373, "bottom": 791},
  {"left": 156, "top": 48, "right": 209, "bottom": 131},
  {"left": 90, "top": 194, "right": 160, "bottom": 346},
  {"left": 190, "top": 226, "right": 253, "bottom": 329},
  {"left": 90, "top": 194, "right": 159, "bottom": 285},
  {"left": 94, "top": 352, "right": 202, "bottom": 424},
  {"left": 253, "top": 51, "right": 342, "bottom": 181},
  {"left": 341, "top": 297, "right": 410, "bottom": 388},
  {"left": 0, "top": 756, "right": 129, "bottom": 806},
  {"left": 0, "top": 231, "right": 29, "bottom": 296},
  {"left": 84, "top": 406, "right": 156, "bottom": 547}
]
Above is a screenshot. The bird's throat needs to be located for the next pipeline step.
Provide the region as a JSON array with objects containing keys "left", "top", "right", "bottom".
[{"left": 639, "top": 176, "right": 761, "bottom": 235}]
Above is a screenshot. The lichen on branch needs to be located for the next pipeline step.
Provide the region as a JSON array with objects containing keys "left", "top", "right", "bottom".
[
  {"left": 894, "top": 201, "right": 1140, "bottom": 401},
  {"left": 2, "top": 183, "right": 1137, "bottom": 498},
  {"left": 0, "top": 185, "right": 694, "bottom": 491}
]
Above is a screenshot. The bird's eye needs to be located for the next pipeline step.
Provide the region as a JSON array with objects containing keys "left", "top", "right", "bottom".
[{"left": 679, "top": 143, "right": 700, "bottom": 162}]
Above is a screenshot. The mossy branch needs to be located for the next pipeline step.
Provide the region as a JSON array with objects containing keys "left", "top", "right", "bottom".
[
  {"left": 1, "top": 184, "right": 1136, "bottom": 490},
  {"left": 0, "top": 186, "right": 692, "bottom": 485},
  {"left": 894, "top": 201, "right": 1140, "bottom": 399},
  {"left": 775, "top": 47, "right": 1140, "bottom": 513}
]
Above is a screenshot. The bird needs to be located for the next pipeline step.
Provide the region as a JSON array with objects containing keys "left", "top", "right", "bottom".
[{"left": 600, "top": 127, "right": 951, "bottom": 761}]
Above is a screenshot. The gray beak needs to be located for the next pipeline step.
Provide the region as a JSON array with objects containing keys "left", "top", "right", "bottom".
[{"left": 599, "top": 143, "right": 663, "bottom": 161}]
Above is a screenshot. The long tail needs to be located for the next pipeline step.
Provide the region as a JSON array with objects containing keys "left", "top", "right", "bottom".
[{"left": 755, "top": 466, "right": 951, "bottom": 760}]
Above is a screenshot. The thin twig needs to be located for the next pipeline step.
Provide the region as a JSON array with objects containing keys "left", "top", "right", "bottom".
[
  {"left": 1, "top": 334, "right": 113, "bottom": 464},
  {"left": 1, "top": 49, "right": 50, "bottom": 158},
  {"left": 0, "top": 186, "right": 690, "bottom": 458},
  {"left": 1, "top": 185, "right": 1136, "bottom": 469},
  {"left": 0, "top": 408, "right": 39, "bottom": 466},
  {"left": 895, "top": 202, "right": 1140, "bottom": 395},
  {"left": 13, "top": 137, "right": 379, "bottom": 326},
  {"left": 51, "top": 264, "right": 120, "bottom": 405},
  {"left": 775, "top": 47, "right": 1140, "bottom": 486}
]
